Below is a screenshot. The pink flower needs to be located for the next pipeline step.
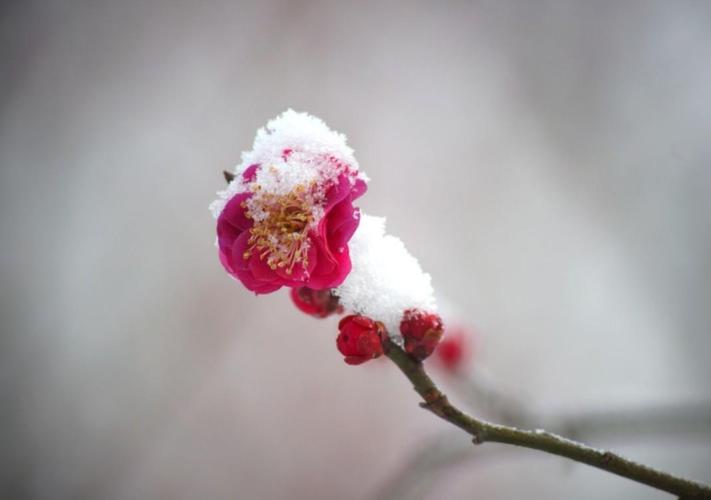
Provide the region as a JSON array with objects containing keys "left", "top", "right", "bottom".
[
  {"left": 217, "top": 158, "right": 366, "bottom": 294},
  {"left": 336, "top": 315, "right": 385, "bottom": 365}
]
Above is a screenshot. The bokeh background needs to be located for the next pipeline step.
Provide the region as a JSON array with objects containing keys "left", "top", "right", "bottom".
[{"left": 1, "top": 1, "right": 710, "bottom": 499}]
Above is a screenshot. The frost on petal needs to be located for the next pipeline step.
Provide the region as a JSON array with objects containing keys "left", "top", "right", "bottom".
[
  {"left": 210, "top": 109, "right": 366, "bottom": 220},
  {"left": 334, "top": 214, "right": 437, "bottom": 336}
]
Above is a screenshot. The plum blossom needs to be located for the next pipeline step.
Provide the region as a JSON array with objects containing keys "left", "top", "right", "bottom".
[{"left": 211, "top": 110, "right": 367, "bottom": 294}]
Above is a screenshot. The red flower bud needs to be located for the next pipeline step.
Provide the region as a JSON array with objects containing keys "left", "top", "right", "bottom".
[
  {"left": 290, "top": 287, "right": 343, "bottom": 318},
  {"left": 400, "top": 309, "right": 443, "bottom": 360},
  {"left": 336, "top": 315, "right": 385, "bottom": 365},
  {"left": 435, "top": 327, "right": 473, "bottom": 374}
]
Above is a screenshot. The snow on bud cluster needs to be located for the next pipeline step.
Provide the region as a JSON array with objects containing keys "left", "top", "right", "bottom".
[{"left": 334, "top": 215, "right": 436, "bottom": 335}]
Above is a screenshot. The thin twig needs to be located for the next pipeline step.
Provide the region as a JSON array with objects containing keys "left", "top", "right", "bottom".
[
  {"left": 374, "top": 377, "right": 711, "bottom": 500},
  {"left": 383, "top": 338, "right": 711, "bottom": 499}
]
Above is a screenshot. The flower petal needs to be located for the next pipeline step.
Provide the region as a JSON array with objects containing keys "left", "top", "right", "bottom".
[
  {"left": 325, "top": 200, "right": 360, "bottom": 250},
  {"left": 248, "top": 254, "right": 282, "bottom": 282},
  {"left": 219, "top": 192, "right": 253, "bottom": 232},
  {"left": 242, "top": 163, "right": 259, "bottom": 182},
  {"left": 229, "top": 232, "right": 281, "bottom": 294}
]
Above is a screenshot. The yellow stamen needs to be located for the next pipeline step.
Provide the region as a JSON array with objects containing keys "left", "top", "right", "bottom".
[{"left": 242, "top": 183, "right": 315, "bottom": 275}]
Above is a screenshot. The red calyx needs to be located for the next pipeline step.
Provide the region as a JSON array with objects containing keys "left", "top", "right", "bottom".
[
  {"left": 400, "top": 309, "right": 444, "bottom": 361},
  {"left": 336, "top": 315, "right": 385, "bottom": 365}
]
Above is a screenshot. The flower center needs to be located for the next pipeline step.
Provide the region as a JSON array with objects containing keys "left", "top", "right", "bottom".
[{"left": 242, "top": 184, "right": 315, "bottom": 275}]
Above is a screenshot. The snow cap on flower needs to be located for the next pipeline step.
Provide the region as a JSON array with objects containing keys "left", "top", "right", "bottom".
[
  {"left": 334, "top": 215, "right": 436, "bottom": 335},
  {"left": 211, "top": 110, "right": 368, "bottom": 294},
  {"left": 210, "top": 110, "right": 366, "bottom": 219}
]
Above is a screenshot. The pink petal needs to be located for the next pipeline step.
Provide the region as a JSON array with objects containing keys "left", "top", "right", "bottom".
[
  {"left": 325, "top": 200, "right": 360, "bottom": 250},
  {"left": 242, "top": 163, "right": 259, "bottom": 182},
  {"left": 219, "top": 192, "right": 253, "bottom": 232},
  {"left": 350, "top": 177, "right": 367, "bottom": 201},
  {"left": 248, "top": 254, "right": 282, "bottom": 283},
  {"left": 229, "top": 232, "right": 281, "bottom": 294}
]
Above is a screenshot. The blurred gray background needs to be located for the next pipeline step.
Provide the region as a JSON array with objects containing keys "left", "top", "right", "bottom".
[{"left": 1, "top": 1, "right": 710, "bottom": 499}]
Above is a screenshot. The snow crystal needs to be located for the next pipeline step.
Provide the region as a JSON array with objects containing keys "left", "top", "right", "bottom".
[
  {"left": 335, "top": 214, "right": 437, "bottom": 336},
  {"left": 210, "top": 109, "right": 366, "bottom": 219}
]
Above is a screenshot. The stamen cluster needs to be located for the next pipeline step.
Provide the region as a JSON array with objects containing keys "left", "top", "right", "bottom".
[{"left": 243, "top": 184, "right": 317, "bottom": 275}]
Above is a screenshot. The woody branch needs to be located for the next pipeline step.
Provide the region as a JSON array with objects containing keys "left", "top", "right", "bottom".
[{"left": 383, "top": 338, "right": 711, "bottom": 499}]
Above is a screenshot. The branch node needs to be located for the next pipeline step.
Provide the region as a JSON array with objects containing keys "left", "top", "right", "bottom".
[
  {"left": 419, "top": 390, "right": 450, "bottom": 419},
  {"left": 422, "top": 390, "right": 447, "bottom": 407},
  {"left": 471, "top": 434, "right": 484, "bottom": 445}
]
